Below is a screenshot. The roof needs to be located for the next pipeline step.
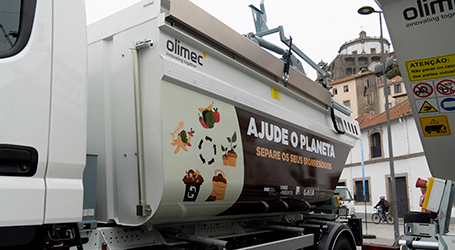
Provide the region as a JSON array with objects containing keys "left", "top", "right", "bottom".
[
  {"left": 379, "top": 75, "right": 403, "bottom": 86},
  {"left": 356, "top": 113, "right": 376, "bottom": 127},
  {"left": 356, "top": 99, "right": 412, "bottom": 129},
  {"left": 338, "top": 31, "right": 391, "bottom": 52},
  {"left": 329, "top": 71, "right": 374, "bottom": 86},
  {"left": 388, "top": 75, "right": 403, "bottom": 84}
]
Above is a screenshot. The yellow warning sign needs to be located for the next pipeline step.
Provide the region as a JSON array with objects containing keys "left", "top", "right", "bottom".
[
  {"left": 271, "top": 88, "right": 281, "bottom": 101},
  {"left": 419, "top": 100, "right": 438, "bottom": 113},
  {"left": 419, "top": 115, "right": 451, "bottom": 137},
  {"left": 406, "top": 53, "right": 455, "bottom": 82}
]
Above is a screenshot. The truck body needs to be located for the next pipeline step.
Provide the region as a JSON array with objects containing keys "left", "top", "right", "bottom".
[{"left": 0, "top": 0, "right": 362, "bottom": 249}]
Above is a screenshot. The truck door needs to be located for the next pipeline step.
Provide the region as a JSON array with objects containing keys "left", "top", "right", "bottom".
[{"left": 0, "top": 0, "right": 51, "bottom": 227}]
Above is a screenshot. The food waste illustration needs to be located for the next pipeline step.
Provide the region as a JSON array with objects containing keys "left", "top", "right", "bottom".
[
  {"left": 182, "top": 169, "right": 204, "bottom": 201},
  {"left": 170, "top": 122, "right": 194, "bottom": 154},
  {"left": 170, "top": 102, "right": 233, "bottom": 202},
  {"left": 206, "top": 169, "right": 227, "bottom": 201},
  {"left": 198, "top": 102, "right": 220, "bottom": 129}
]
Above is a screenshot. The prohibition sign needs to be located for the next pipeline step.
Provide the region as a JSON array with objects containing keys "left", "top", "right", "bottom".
[
  {"left": 413, "top": 83, "right": 433, "bottom": 98},
  {"left": 436, "top": 79, "right": 455, "bottom": 95}
]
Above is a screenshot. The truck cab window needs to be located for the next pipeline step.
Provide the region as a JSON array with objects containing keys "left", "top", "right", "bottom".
[
  {"left": 0, "top": 0, "right": 35, "bottom": 58},
  {"left": 0, "top": 0, "right": 21, "bottom": 53}
]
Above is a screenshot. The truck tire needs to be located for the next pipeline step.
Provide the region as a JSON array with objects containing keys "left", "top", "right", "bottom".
[
  {"left": 304, "top": 221, "right": 356, "bottom": 250},
  {"left": 333, "top": 236, "right": 352, "bottom": 250}
]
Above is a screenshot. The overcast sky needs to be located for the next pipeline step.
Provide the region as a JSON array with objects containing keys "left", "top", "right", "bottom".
[{"left": 85, "top": 0, "right": 392, "bottom": 80}]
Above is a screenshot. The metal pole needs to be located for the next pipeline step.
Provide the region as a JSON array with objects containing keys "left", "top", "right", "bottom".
[
  {"left": 132, "top": 39, "right": 153, "bottom": 216},
  {"left": 379, "top": 12, "right": 399, "bottom": 241}
]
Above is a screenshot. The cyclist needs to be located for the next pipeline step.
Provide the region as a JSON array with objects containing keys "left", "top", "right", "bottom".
[{"left": 374, "top": 196, "right": 389, "bottom": 222}]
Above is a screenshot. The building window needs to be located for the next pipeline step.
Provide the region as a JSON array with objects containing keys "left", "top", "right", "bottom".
[
  {"left": 365, "top": 79, "right": 371, "bottom": 87},
  {"left": 344, "top": 85, "right": 349, "bottom": 93},
  {"left": 371, "top": 48, "right": 376, "bottom": 53},
  {"left": 333, "top": 88, "right": 338, "bottom": 95},
  {"left": 370, "top": 132, "right": 382, "bottom": 158},
  {"left": 352, "top": 50, "right": 357, "bottom": 54},
  {"left": 343, "top": 100, "right": 350, "bottom": 108},
  {"left": 386, "top": 86, "right": 390, "bottom": 95},
  {"left": 366, "top": 93, "right": 373, "bottom": 105},
  {"left": 346, "top": 68, "right": 355, "bottom": 76},
  {"left": 394, "top": 84, "right": 402, "bottom": 94},
  {"left": 355, "top": 179, "right": 370, "bottom": 203}
]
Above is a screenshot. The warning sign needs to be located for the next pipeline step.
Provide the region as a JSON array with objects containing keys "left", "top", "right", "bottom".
[
  {"left": 436, "top": 79, "right": 455, "bottom": 96},
  {"left": 271, "top": 88, "right": 281, "bottom": 101},
  {"left": 419, "top": 100, "right": 438, "bottom": 113},
  {"left": 413, "top": 82, "right": 434, "bottom": 98},
  {"left": 406, "top": 53, "right": 455, "bottom": 82},
  {"left": 419, "top": 115, "right": 451, "bottom": 137}
]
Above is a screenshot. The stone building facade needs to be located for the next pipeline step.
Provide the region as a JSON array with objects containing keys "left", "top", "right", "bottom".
[
  {"left": 330, "top": 71, "right": 380, "bottom": 118},
  {"left": 326, "top": 31, "right": 391, "bottom": 81}
]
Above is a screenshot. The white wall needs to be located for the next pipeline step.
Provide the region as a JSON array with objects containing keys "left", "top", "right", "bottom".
[
  {"left": 341, "top": 114, "right": 435, "bottom": 215},
  {"left": 339, "top": 41, "right": 390, "bottom": 55}
]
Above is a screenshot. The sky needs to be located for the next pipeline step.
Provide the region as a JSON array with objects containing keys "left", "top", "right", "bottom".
[{"left": 85, "top": 0, "right": 392, "bottom": 80}]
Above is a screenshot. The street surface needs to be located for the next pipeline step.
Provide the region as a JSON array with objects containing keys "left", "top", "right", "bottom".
[
  {"left": 360, "top": 220, "right": 455, "bottom": 246},
  {"left": 362, "top": 220, "right": 400, "bottom": 246}
]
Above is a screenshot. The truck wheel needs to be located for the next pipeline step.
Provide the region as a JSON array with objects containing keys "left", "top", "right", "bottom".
[{"left": 333, "top": 236, "right": 352, "bottom": 250}]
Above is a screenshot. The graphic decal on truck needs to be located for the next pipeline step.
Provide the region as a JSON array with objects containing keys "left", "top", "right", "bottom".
[
  {"left": 198, "top": 136, "right": 217, "bottom": 165},
  {"left": 206, "top": 169, "right": 228, "bottom": 201},
  {"left": 182, "top": 169, "right": 204, "bottom": 201},
  {"left": 160, "top": 80, "right": 351, "bottom": 220},
  {"left": 170, "top": 122, "right": 195, "bottom": 154},
  {"left": 221, "top": 132, "right": 238, "bottom": 167},
  {"left": 198, "top": 102, "right": 220, "bottom": 129},
  {"left": 246, "top": 117, "right": 336, "bottom": 159},
  {"left": 161, "top": 80, "right": 243, "bottom": 211},
  {"left": 158, "top": 79, "right": 354, "bottom": 219},
  {"left": 228, "top": 107, "right": 351, "bottom": 206}
]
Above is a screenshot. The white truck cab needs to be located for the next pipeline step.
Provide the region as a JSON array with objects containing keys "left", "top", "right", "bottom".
[{"left": 335, "top": 186, "right": 356, "bottom": 218}]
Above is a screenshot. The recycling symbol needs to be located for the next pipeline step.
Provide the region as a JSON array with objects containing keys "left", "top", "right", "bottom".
[{"left": 198, "top": 135, "right": 217, "bottom": 165}]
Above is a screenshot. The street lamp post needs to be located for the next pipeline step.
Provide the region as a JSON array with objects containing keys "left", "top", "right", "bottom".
[{"left": 358, "top": 6, "right": 399, "bottom": 241}]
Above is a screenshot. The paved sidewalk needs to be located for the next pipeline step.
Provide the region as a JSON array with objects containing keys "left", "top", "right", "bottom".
[
  {"left": 360, "top": 220, "right": 455, "bottom": 246},
  {"left": 361, "top": 220, "right": 401, "bottom": 246}
]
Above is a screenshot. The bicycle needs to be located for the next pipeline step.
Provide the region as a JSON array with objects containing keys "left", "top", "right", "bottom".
[{"left": 372, "top": 208, "right": 393, "bottom": 224}]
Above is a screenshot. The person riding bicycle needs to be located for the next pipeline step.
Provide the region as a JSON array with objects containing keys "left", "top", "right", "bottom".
[{"left": 374, "top": 196, "right": 389, "bottom": 222}]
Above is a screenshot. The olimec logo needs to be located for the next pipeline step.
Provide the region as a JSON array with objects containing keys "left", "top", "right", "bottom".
[
  {"left": 403, "top": 0, "right": 454, "bottom": 20},
  {"left": 166, "top": 39, "right": 206, "bottom": 68}
]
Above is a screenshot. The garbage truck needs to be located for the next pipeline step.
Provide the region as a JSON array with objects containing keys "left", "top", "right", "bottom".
[{"left": 0, "top": 0, "right": 362, "bottom": 249}]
